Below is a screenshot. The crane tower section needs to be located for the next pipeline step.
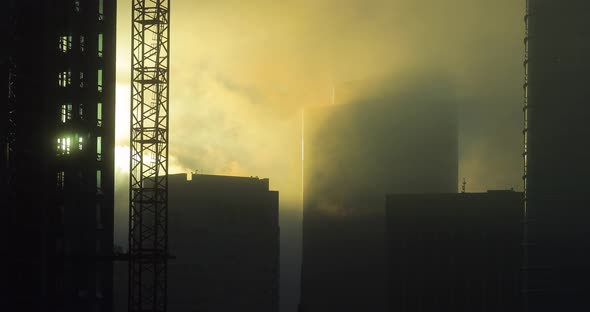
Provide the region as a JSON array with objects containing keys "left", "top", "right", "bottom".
[{"left": 128, "top": 0, "right": 170, "bottom": 311}]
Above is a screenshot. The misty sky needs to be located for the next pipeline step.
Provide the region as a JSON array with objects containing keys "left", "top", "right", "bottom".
[{"left": 114, "top": 1, "right": 525, "bottom": 310}]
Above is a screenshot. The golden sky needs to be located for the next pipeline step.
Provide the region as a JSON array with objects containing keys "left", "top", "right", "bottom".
[{"left": 114, "top": 0, "right": 525, "bottom": 221}]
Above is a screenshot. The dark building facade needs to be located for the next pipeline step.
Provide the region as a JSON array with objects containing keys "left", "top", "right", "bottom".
[
  {"left": 167, "top": 173, "right": 280, "bottom": 312},
  {"left": 524, "top": 1, "right": 590, "bottom": 310},
  {"left": 1, "top": 1, "right": 116, "bottom": 311},
  {"left": 299, "top": 83, "right": 458, "bottom": 312},
  {"left": 386, "top": 191, "right": 523, "bottom": 312}
]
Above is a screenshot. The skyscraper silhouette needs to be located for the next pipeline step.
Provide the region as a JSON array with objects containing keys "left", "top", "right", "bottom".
[
  {"left": 524, "top": 1, "right": 590, "bottom": 310},
  {"left": 299, "top": 81, "right": 458, "bottom": 312}
]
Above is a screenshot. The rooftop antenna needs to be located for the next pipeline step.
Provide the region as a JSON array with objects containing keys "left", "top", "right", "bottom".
[{"left": 461, "top": 178, "right": 467, "bottom": 194}]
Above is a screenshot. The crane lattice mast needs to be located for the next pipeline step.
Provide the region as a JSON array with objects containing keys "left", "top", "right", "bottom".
[{"left": 128, "top": 0, "right": 170, "bottom": 311}]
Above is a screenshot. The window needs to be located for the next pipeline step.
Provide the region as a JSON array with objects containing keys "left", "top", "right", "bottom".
[
  {"left": 96, "top": 136, "right": 102, "bottom": 160},
  {"left": 80, "top": 35, "right": 85, "bottom": 52},
  {"left": 98, "top": 0, "right": 104, "bottom": 20},
  {"left": 80, "top": 72, "right": 85, "bottom": 88},
  {"left": 78, "top": 136, "right": 84, "bottom": 151},
  {"left": 57, "top": 171, "right": 65, "bottom": 189},
  {"left": 59, "top": 36, "right": 72, "bottom": 53},
  {"left": 96, "top": 170, "right": 102, "bottom": 190},
  {"left": 57, "top": 137, "right": 71, "bottom": 156},
  {"left": 97, "top": 103, "right": 103, "bottom": 126},
  {"left": 79, "top": 104, "right": 84, "bottom": 119},
  {"left": 96, "top": 203, "right": 103, "bottom": 229},
  {"left": 98, "top": 33, "right": 103, "bottom": 57},
  {"left": 61, "top": 104, "right": 73, "bottom": 123},
  {"left": 59, "top": 71, "right": 72, "bottom": 87},
  {"left": 97, "top": 70, "right": 103, "bottom": 92},
  {"left": 74, "top": 0, "right": 80, "bottom": 12}
]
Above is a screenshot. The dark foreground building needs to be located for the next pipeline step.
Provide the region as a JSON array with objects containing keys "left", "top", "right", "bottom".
[
  {"left": 167, "top": 173, "right": 280, "bottom": 312},
  {"left": 524, "top": 1, "right": 590, "bottom": 311},
  {"left": 386, "top": 190, "right": 523, "bottom": 312},
  {"left": 299, "top": 81, "right": 458, "bottom": 312},
  {"left": 1, "top": 1, "right": 116, "bottom": 311}
]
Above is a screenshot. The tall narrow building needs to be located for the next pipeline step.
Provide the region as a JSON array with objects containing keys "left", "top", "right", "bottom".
[
  {"left": 524, "top": 1, "right": 590, "bottom": 310},
  {"left": 1, "top": 1, "right": 116, "bottom": 311}
]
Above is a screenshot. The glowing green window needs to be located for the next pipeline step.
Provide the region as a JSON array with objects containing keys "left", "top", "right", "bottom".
[
  {"left": 97, "top": 136, "right": 102, "bottom": 160},
  {"left": 98, "top": 70, "right": 103, "bottom": 92},
  {"left": 98, "top": 0, "right": 104, "bottom": 20},
  {"left": 97, "top": 103, "right": 103, "bottom": 126},
  {"left": 78, "top": 136, "right": 83, "bottom": 151},
  {"left": 56, "top": 137, "right": 71, "bottom": 155},
  {"left": 98, "top": 33, "right": 103, "bottom": 57}
]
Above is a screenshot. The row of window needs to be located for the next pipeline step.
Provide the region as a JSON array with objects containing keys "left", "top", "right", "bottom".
[
  {"left": 59, "top": 34, "right": 103, "bottom": 56},
  {"left": 60, "top": 103, "right": 102, "bottom": 126},
  {"left": 56, "top": 135, "right": 102, "bottom": 159},
  {"left": 56, "top": 170, "right": 102, "bottom": 190},
  {"left": 58, "top": 70, "right": 102, "bottom": 91},
  {"left": 73, "top": 0, "right": 105, "bottom": 20}
]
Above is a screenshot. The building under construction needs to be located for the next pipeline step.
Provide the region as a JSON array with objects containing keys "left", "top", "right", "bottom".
[
  {"left": 524, "top": 1, "right": 590, "bottom": 310},
  {"left": 1, "top": 1, "right": 117, "bottom": 311}
]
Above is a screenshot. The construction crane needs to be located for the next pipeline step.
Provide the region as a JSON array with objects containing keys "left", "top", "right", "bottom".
[{"left": 128, "top": 0, "right": 171, "bottom": 311}]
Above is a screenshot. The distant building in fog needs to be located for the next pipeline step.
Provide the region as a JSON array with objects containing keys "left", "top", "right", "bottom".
[
  {"left": 386, "top": 190, "right": 523, "bottom": 312},
  {"left": 523, "top": 1, "right": 590, "bottom": 310},
  {"left": 299, "top": 81, "right": 458, "bottom": 312},
  {"left": 1, "top": 1, "right": 116, "bottom": 311},
  {"left": 167, "top": 173, "right": 280, "bottom": 312}
]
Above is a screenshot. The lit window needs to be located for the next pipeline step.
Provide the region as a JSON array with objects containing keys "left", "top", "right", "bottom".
[
  {"left": 59, "top": 36, "right": 72, "bottom": 52},
  {"left": 59, "top": 71, "right": 72, "bottom": 87},
  {"left": 98, "top": 33, "right": 103, "bottom": 58},
  {"left": 78, "top": 136, "right": 83, "bottom": 151},
  {"left": 98, "top": 0, "right": 104, "bottom": 20},
  {"left": 57, "top": 171, "right": 65, "bottom": 189},
  {"left": 96, "top": 136, "right": 102, "bottom": 160},
  {"left": 61, "top": 104, "right": 73, "bottom": 123},
  {"left": 80, "top": 35, "right": 85, "bottom": 52},
  {"left": 97, "top": 70, "right": 103, "bottom": 92},
  {"left": 97, "top": 103, "right": 103, "bottom": 127},
  {"left": 74, "top": 0, "right": 80, "bottom": 12},
  {"left": 57, "top": 137, "right": 71, "bottom": 156}
]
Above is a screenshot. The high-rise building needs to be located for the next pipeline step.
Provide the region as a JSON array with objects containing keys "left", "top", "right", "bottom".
[
  {"left": 523, "top": 1, "right": 590, "bottom": 310},
  {"left": 167, "top": 173, "right": 280, "bottom": 312},
  {"left": 1, "top": 1, "right": 116, "bottom": 311},
  {"left": 299, "top": 81, "right": 458, "bottom": 312},
  {"left": 386, "top": 190, "right": 523, "bottom": 312}
]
